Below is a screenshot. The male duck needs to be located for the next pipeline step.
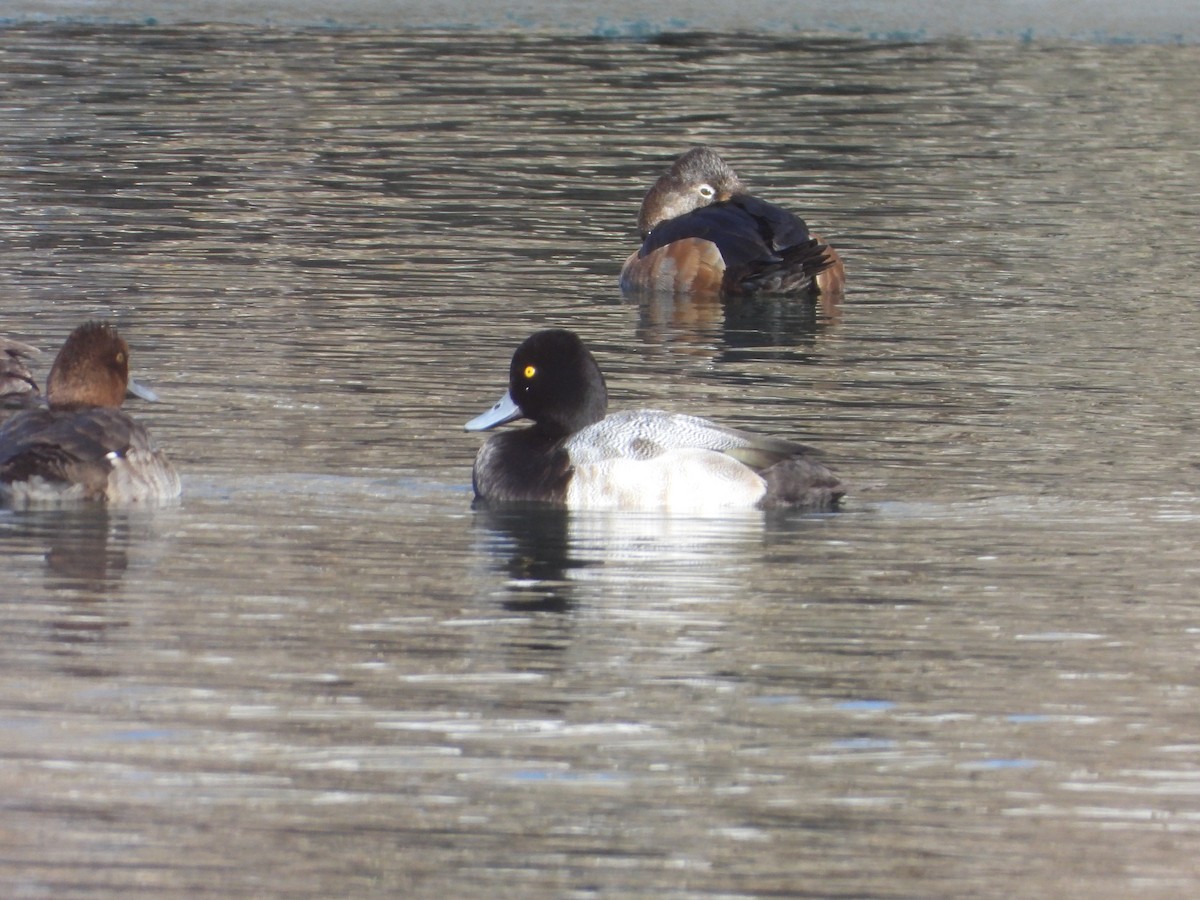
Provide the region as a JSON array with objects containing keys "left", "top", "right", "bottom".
[
  {"left": 620, "top": 146, "right": 845, "bottom": 298},
  {"left": 465, "top": 329, "right": 844, "bottom": 513},
  {"left": 0, "top": 321, "right": 181, "bottom": 505}
]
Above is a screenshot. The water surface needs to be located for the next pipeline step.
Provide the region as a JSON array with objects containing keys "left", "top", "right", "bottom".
[{"left": 1, "top": 26, "right": 1199, "bottom": 897}]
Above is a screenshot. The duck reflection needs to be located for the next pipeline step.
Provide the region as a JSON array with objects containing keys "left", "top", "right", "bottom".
[
  {"left": 2, "top": 505, "right": 131, "bottom": 596},
  {"left": 473, "top": 504, "right": 771, "bottom": 613},
  {"left": 41, "top": 507, "right": 131, "bottom": 593},
  {"left": 632, "top": 287, "right": 840, "bottom": 364},
  {"left": 472, "top": 506, "right": 581, "bottom": 613},
  {"left": 0, "top": 506, "right": 141, "bottom": 675}
]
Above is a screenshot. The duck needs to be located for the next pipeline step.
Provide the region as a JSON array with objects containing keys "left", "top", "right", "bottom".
[
  {"left": 1, "top": 335, "right": 41, "bottom": 417},
  {"left": 464, "top": 329, "right": 844, "bottom": 513},
  {"left": 619, "top": 146, "right": 846, "bottom": 299},
  {"left": 0, "top": 321, "right": 181, "bottom": 505}
]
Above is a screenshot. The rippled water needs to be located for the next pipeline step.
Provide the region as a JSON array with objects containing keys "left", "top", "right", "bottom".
[{"left": 2, "top": 24, "right": 1199, "bottom": 897}]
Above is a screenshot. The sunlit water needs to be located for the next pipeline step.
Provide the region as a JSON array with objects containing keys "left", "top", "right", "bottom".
[{"left": 1, "top": 25, "right": 1199, "bottom": 897}]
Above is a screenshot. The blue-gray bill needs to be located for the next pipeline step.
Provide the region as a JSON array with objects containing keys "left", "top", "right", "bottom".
[
  {"left": 126, "top": 378, "right": 160, "bottom": 403},
  {"left": 465, "top": 391, "right": 523, "bottom": 431}
]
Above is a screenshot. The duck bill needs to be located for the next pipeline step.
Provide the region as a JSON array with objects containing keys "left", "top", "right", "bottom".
[
  {"left": 465, "top": 390, "right": 523, "bottom": 432},
  {"left": 126, "top": 377, "right": 160, "bottom": 403}
]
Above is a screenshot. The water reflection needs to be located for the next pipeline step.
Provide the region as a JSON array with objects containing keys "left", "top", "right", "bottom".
[
  {"left": 472, "top": 506, "right": 580, "bottom": 613},
  {"left": 632, "top": 286, "right": 841, "bottom": 363},
  {"left": 42, "top": 509, "right": 131, "bottom": 592},
  {"left": 0, "top": 506, "right": 138, "bottom": 595},
  {"left": 0, "top": 505, "right": 169, "bottom": 681},
  {"left": 475, "top": 503, "right": 805, "bottom": 611}
]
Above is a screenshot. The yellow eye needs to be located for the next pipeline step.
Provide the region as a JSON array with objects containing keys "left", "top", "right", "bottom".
[{"left": 523, "top": 365, "right": 536, "bottom": 379}]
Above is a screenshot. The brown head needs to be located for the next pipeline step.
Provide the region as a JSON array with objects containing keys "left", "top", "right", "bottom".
[
  {"left": 45, "top": 321, "right": 133, "bottom": 411},
  {"left": 636, "top": 146, "right": 746, "bottom": 236}
]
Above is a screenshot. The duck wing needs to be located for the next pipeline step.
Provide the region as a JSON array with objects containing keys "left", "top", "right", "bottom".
[
  {"left": 0, "top": 407, "right": 148, "bottom": 498},
  {"left": 566, "top": 410, "right": 820, "bottom": 472},
  {"left": 638, "top": 198, "right": 833, "bottom": 294}
]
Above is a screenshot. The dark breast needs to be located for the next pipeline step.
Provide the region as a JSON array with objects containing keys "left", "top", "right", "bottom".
[{"left": 472, "top": 429, "right": 574, "bottom": 506}]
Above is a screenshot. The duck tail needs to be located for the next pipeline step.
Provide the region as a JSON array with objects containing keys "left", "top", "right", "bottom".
[{"left": 736, "top": 237, "right": 836, "bottom": 296}]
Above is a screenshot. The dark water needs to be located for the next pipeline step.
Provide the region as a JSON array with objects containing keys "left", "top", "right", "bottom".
[{"left": 1, "top": 24, "right": 1199, "bottom": 897}]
